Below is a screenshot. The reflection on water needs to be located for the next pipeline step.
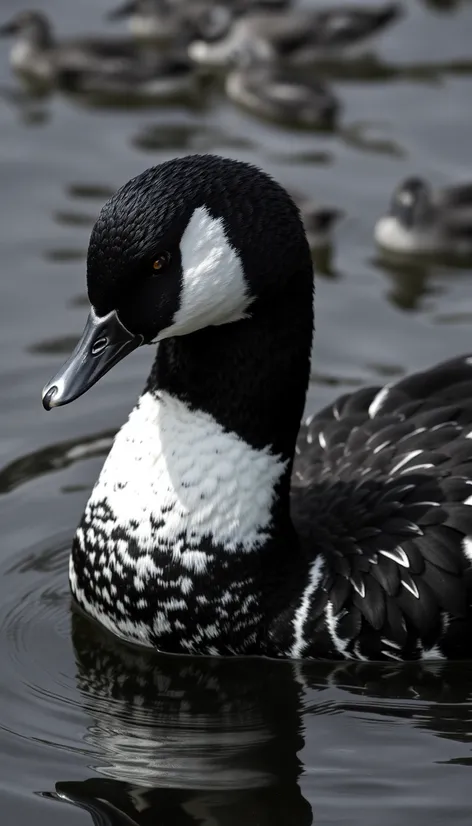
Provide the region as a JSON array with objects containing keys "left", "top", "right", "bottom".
[
  {"left": 41, "top": 614, "right": 472, "bottom": 825},
  {"left": 44, "top": 247, "right": 87, "bottom": 262},
  {"left": 371, "top": 255, "right": 438, "bottom": 311},
  {"left": 131, "top": 121, "right": 255, "bottom": 153},
  {"left": 67, "top": 184, "right": 116, "bottom": 201},
  {"left": 340, "top": 121, "right": 405, "bottom": 158},
  {"left": 265, "top": 148, "right": 333, "bottom": 165},
  {"left": 29, "top": 334, "right": 85, "bottom": 354},
  {"left": 1, "top": 536, "right": 472, "bottom": 824},
  {"left": 53, "top": 209, "right": 96, "bottom": 227},
  {"left": 72, "top": 630, "right": 301, "bottom": 791},
  {"left": 0, "top": 430, "right": 114, "bottom": 493},
  {"left": 310, "top": 246, "right": 339, "bottom": 279},
  {"left": 53, "top": 612, "right": 311, "bottom": 826},
  {"left": 372, "top": 252, "right": 472, "bottom": 312},
  {"left": 0, "top": 85, "right": 50, "bottom": 125}
]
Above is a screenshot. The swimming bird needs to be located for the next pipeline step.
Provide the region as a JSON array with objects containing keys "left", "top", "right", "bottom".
[
  {"left": 295, "top": 200, "right": 343, "bottom": 249},
  {"left": 106, "top": 0, "right": 292, "bottom": 46},
  {"left": 188, "top": 3, "right": 402, "bottom": 68},
  {"left": 107, "top": 0, "right": 290, "bottom": 41},
  {"left": 42, "top": 154, "right": 472, "bottom": 661},
  {"left": 0, "top": 10, "right": 143, "bottom": 87},
  {"left": 375, "top": 176, "right": 472, "bottom": 256},
  {"left": 58, "top": 52, "right": 199, "bottom": 104},
  {"left": 225, "top": 64, "right": 339, "bottom": 128},
  {"left": 107, "top": 0, "right": 233, "bottom": 45}
]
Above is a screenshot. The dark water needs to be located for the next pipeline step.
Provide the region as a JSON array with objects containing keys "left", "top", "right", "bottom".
[{"left": 1, "top": 0, "right": 472, "bottom": 823}]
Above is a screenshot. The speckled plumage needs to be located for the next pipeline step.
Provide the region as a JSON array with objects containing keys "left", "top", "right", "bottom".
[
  {"left": 70, "top": 389, "right": 286, "bottom": 653},
  {"left": 279, "top": 357, "right": 472, "bottom": 660},
  {"left": 44, "top": 154, "right": 472, "bottom": 661}
]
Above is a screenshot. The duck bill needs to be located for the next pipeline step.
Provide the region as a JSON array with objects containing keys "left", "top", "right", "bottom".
[
  {"left": 42, "top": 308, "right": 143, "bottom": 410},
  {"left": 0, "top": 21, "right": 19, "bottom": 36},
  {"left": 107, "top": 1, "right": 136, "bottom": 20}
]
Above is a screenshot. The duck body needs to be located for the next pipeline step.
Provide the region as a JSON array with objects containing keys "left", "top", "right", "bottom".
[
  {"left": 58, "top": 52, "right": 199, "bottom": 103},
  {"left": 0, "top": 10, "right": 56, "bottom": 85},
  {"left": 188, "top": 3, "right": 402, "bottom": 68},
  {"left": 375, "top": 176, "right": 472, "bottom": 257},
  {"left": 43, "top": 155, "right": 472, "bottom": 661},
  {"left": 225, "top": 65, "right": 339, "bottom": 128},
  {"left": 0, "top": 10, "right": 145, "bottom": 87},
  {"left": 108, "top": 0, "right": 233, "bottom": 45},
  {"left": 108, "top": 0, "right": 184, "bottom": 42},
  {"left": 107, "top": 0, "right": 293, "bottom": 45},
  {"left": 69, "top": 350, "right": 472, "bottom": 661}
]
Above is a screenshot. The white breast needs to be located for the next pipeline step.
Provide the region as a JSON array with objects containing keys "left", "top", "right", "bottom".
[
  {"left": 129, "top": 14, "right": 176, "bottom": 41},
  {"left": 374, "top": 216, "right": 444, "bottom": 254},
  {"left": 188, "top": 26, "right": 272, "bottom": 67},
  {"left": 11, "top": 40, "right": 53, "bottom": 82},
  {"left": 86, "top": 390, "right": 286, "bottom": 556},
  {"left": 10, "top": 40, "right": 33, "bottom": 70}
]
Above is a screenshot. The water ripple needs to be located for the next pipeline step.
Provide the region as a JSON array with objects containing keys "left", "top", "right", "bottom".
[{"left": 0, "top": 431, "right": 115, "bottom": 494}]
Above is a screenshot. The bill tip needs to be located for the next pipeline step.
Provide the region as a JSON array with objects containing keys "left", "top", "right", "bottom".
[{"left": 42, "top": 385, "right": 58, "bottom": 411}]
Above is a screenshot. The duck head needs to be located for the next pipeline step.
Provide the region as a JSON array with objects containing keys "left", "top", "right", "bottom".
[
  {"left": 107, "top": 0, "right": 162, "bottom": 21},
  {"left": 108, "top": 0, "right": 232, "bottom": 43},
  {"left": 389, "top": 177, "right": 435, "bottom": 230},
  {"left": 42, "top": 154, "right": 313, "bottom": 410},
  {"left": 304, "top": 207, "right": 343, "bottom": 234},
  {"left": 0, "top": 10, "right": 54, "bottom": 48}
]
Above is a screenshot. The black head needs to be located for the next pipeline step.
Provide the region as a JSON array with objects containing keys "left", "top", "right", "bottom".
[
  {"left": 42, "top": 154, "right": 313, "bottom": 410},
  {"left": 0, "top": 10, "right": 53, "bottom": 45},
  {"left": 390, "top": 176, "right": 435, "bottom": 229},
  {"left": 107, "top": 0, "right": 162, "bottom": 21},
  {"left": 192, "top": 6, "right": 233, "bottom": 42},
  {"left": 108, "top": 1, "right": 233, "bottom": 41},
  {"left": 303, "top": 207, "right": 343, "bottom": 233}
]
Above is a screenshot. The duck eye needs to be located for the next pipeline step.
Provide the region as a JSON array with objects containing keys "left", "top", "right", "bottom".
[{"left": 152, "top": 251, "right": 171, "bottom": 273}]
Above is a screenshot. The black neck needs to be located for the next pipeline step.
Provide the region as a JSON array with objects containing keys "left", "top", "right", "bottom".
[
  {"left": 26, "top": 22, "right": 55, "bottom": 50},
  {"left": 146, "top": 288, "right": 314, "bottom": 503}
]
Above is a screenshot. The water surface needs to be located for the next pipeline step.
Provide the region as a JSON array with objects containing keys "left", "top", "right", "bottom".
[{"left": 1, "top": 0, "right": 472, "bottom": 823}]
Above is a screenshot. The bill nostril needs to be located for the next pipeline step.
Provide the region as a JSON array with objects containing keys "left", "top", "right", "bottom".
[{"left": 91, "top": 337, "right": 108, "bottom": 355}]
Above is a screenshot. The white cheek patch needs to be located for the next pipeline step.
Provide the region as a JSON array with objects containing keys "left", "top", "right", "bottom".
[{"left": 158, "top": 205, "right": 253, "bottom": 340}]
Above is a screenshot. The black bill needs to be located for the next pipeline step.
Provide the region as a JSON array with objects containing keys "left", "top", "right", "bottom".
[
  {"left": 42, "top": 308, "right": 143, "bottom": 410},
  {"left": 0, "top": 20, "right": 20, "bottom": 36},
  {"left": 107, "top": 1, "right": 136, "bottom": 21}
]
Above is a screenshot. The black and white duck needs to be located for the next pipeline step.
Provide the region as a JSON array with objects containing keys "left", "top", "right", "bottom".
[
  {"left": 0, "top": 10, "right": 143, "bottom": 87},
  {"left": 225, "top": 63, "right": 339, "bottom": 128},
  {"left": 188, "top": 3, "right": 402, "bottom": 68},
  {"left": 107, "top": 0, "right": 292, "bottom": 44},
  {"left": 375, "top": 176, "right": 472, "bottom": 257},
  {"left": 107, "top": 0, "right": 233, "bottom": 45},
  {"left": 42, "top": 154, "right": 472, "bottom": 661},
  {"left": 58, "top": 51, "right": 199, "bottom": 104}
]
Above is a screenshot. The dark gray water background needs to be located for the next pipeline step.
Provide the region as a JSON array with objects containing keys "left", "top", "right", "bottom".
[{"left": 1, "top": 0, "right": 472, "bottom": 823}]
